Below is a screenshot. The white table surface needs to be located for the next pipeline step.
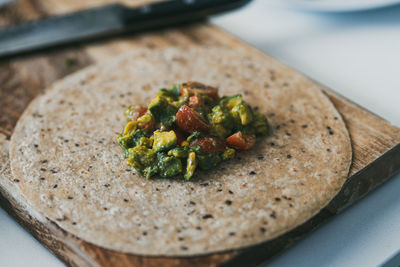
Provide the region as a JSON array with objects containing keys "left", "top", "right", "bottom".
[{"left": 1, "top": 1, "right": 400, "bottom": 266}]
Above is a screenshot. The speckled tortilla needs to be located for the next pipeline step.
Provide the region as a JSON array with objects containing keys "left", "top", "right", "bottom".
[
  {"left": 0, "top": 135, "right": 13, "bottom": 190},
  {"left": 9, "top": 47, "right": 351, "bottom": 256}
]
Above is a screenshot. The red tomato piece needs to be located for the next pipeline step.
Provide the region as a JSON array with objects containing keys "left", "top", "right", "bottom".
[
  {"left": 180, "top": 81, "right": 219, "bottom": 100},
  {"left": 176, "top": 105, "right": 211, "bottom": 133},
  {"left": 130, "top": 105, "right": 147, "bottom": 120},
  {"left": 226, "top": 132, "right": 256, "bottom": 150},
  {"left": 188, "top": 95, "right": 204, "bottom": 109},
  {"left": 190, "top": 137, "right": 226, "bottom": 153}
]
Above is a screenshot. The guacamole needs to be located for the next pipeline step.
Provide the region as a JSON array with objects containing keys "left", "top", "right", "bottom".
[{"left": 117, "top": 82, "right": 269, "bottom": 180}]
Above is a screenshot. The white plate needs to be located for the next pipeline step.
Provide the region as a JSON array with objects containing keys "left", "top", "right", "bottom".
[{"left": 271, "top": 0, "right": 400, "bottom": 12}]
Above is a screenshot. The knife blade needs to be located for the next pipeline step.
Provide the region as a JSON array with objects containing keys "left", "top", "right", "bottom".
[{"left": 0, "top": 0, "right": 251, "bottom": 59}]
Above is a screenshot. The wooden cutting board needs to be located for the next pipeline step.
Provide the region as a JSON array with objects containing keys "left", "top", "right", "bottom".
[{"left": 1, "top": 1, "right": 400, "bottom": 266}]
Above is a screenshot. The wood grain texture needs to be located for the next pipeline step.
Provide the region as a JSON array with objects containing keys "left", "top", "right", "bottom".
[{"left": 0, "top": 0, "right": 399, "bottom": 266}]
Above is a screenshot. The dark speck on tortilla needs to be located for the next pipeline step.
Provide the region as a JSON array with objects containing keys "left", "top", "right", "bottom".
[{"left": 225, "top": 200, "right": 232, "bottom": 205}]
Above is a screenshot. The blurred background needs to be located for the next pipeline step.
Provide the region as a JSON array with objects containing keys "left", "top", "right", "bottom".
[{"left": 1, "top": 0, "right": 400, "bottom": 266}]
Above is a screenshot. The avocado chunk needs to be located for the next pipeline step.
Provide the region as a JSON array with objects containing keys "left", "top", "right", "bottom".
[
  {"left": 117, "top": 129, "right": 149, "bottom": 152},
  {"left": 197, "top": 153, "right": 222, "bottom": 170},
  {"left": 168, "top": 146, "right": 189, "bottom": 158},
  {"left": 220, "top": 94, "right": 243, "bottom": 109},
  {"left": 184, "top": 151, "right": 197, "bottom": 180},
  {"left": 153, "top": 130, "right": 177, "bottom": 152},
  {"left": 207, "top": 105, "right": 233, "bottom": 138},
  {"left": 231, "top": 103, "right": 253, "bottom": 125},
  {"left": 126, "top": 145, "right": 156, "bottom": 175},
  {"left": 148, "top": 95, "right": 178, "bottom": 127},
  {"left": 157, "top": 153, "right": 183, "bottom": 178},
  {"left": 220, "top": 95, "right": 253, "bottom": 126},
  {"left": 221, "top": 148, "right": 235, "bottom": 160},
  {"left": 252, "top": 112, "right": 269, "bottom": 135}
]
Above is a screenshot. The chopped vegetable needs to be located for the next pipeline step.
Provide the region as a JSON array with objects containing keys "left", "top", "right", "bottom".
[
  {"left": 180, "top": 81, "right": 219, "bottom": 100},
  {"left": 226, "top": 131, "right": 256, "bottom": 150},
  {"left": 185, "top": 151, "right": 197, "bottom": 180},
  {"left": 176, "top": 105, "right": 211, "bottom": 133},
  {"left": 117, "top": 82, "right": 269, "bottom": 180},
  {"left": 190, "top": 136, "right": 226, "bottom": 153},
  {"left": 124, "top": 105, "right": 147, "bottom": 121},
  {"left": 153, "top": 130, "right": 177, "bottom": 152},
  {"left": 156, "top": 153, "right": 183, "bottom": 178},
  {"left": 148, "top": 95, "right": 177, "bottom": 127}
]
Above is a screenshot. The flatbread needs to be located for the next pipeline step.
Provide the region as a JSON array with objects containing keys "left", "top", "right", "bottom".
[
  {"left": 0, "top": 135, "right": 13, "bottom": 191},
  {"left": 10, "top": 47, "right": 351, "bottom": 255}
]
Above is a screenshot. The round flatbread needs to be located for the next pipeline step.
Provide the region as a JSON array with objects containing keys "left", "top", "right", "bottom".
[{"left": 10, "top": 47, "right": 351, "bottom": 256}]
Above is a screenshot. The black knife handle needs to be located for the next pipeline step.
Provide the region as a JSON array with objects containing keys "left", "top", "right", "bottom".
[{"left": 121, "top": 0, "right": 252, "bottom": 28}]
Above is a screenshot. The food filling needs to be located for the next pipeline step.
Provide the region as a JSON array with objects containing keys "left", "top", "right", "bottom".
[{"left": 117, "top": 82, "right": 269, "bottom": 180}]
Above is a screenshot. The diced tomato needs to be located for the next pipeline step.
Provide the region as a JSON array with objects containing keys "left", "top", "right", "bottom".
[
  {"left": 188, "top": 95, "right": 204, "bottom": 109},
  {"left": 190, "top": 136, "right": 226, "bottom": 153},
  {"left": 226, "top": 132, "right": 256, "bottom": 150},
  {"left": 176, "top": 105, "right": 211, "bottom": 133},
  {"left": 180, "top": 81, "right": 219, "bottom": 100},
  {"left": 173, "top": 129, "right": 186, "bottom": 145},
  {"left": 128, "top": 105, "right": 147, "bottom": 121}
]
